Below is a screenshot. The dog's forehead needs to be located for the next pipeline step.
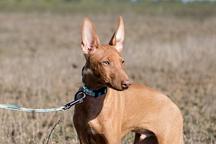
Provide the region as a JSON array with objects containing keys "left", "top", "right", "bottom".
[{"left": 92, "top": 45, "right": 121, "bottom": 60}]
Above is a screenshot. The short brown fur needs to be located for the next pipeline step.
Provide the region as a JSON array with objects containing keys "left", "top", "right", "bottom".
[{"left": 73, "top": 17, "right": 184, "bottom": 144}]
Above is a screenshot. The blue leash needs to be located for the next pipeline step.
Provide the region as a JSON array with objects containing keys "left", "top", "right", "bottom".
[{"left": 0, "top": 91, "right": 86, "bottom": 113}]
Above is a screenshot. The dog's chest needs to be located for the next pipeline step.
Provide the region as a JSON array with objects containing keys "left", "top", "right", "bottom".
[
  {"left": 87, "top": 108, "right": 115, "bottom": 135},
  {"left": 88, "top": 119, "right": 103, "bottom": 135},
  {"left": 84, "top": 91, "right": 124, "bottom": 135}
]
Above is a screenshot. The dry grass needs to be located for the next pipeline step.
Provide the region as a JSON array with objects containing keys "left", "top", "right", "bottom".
[{"left": 0, "top": 12, "right": 215, "bottom": 144}]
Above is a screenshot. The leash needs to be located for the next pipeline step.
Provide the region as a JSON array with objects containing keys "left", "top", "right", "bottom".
[{"left": 0, "top": 91, "right": 86, "bottom": 113}]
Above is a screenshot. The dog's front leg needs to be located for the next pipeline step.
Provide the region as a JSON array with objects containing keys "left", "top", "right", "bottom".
[
  {"left": 77, "top": 129, "right": 121, "bottom": 144},
  {"left": 75, "top": 128, "right": 115, "bottom": 144},
  {"left": 74, "top": 117, "right": 108, "bottom": 144},
  {"left": 76, "top": 126, "right": 121, "bottom": 144},
  {"left": 76, "top": 131, "right": 106, "bottom": 144},
  {"left": 100, "top": 129, "right": 121, "bottom": 144},
  {"left": 73, "top": 122, "right": 88, "bottom": 144},
  {"left": 105, "top": 136, "right": 121, "bottom": 144}
]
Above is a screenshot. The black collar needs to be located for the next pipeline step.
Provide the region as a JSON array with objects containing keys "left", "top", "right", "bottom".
[{"left": 80, "top": 86, "right": 107, "bottom": 97}]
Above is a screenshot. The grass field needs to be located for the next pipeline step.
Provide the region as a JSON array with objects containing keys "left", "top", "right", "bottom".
[{"left": 0, "top": 1, "right": 216, "bottom": 144}]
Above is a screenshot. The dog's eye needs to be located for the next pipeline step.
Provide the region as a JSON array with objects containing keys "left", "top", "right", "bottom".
[
  {"left": 102, "top": 61, "right": 110, "bottom": 65},
  {"left": 122, "top": 59, "right": 125, "bottom": 64}
]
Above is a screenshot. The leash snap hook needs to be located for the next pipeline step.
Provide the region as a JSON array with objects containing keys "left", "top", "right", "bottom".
[
  {"left": 75, "top": 91, "right": 86, "bottom": 103},
  {"left": 62, "top": 91, "right": 86, "bottom": 110}
]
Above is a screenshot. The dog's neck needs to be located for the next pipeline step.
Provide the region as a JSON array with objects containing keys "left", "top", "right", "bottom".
[{"left": 82, "top": 65, "right": 106, "bottom": 90}]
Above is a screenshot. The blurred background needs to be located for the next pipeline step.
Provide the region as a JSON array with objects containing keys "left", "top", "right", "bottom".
[{"left": 0, "top": 0, "right": 215, "bottom": 144}]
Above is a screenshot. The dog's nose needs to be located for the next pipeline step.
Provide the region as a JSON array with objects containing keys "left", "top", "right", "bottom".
[{"left": 121, "top": 80, "right": 131, "bottom": 89}]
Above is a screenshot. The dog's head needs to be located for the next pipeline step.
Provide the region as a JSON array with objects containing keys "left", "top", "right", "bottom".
[{"left": 81, "top": 17, "right": 131, "bottom": 91}]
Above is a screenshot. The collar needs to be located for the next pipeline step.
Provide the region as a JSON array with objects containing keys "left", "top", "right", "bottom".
[{"left": 80, "top": 85, "right": 107, "bottom": 97}]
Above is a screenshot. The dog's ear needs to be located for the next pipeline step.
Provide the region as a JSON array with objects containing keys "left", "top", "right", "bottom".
[
  {"left": 109, "top": 16, "right": 124, "bottom": 52},
  {"left": 81, "top": 17, "right": 100, "bottom": 55}
]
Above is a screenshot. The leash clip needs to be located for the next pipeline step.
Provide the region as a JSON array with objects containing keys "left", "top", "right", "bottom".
[{"left": 63, "top": 91, "right": 86, "bottom": 110}]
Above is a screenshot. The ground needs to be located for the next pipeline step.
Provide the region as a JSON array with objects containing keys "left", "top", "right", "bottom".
[{"left": 0, "top": 10, "right": 215, "bottom": 144}]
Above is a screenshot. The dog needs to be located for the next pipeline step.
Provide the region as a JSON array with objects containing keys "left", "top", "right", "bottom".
[{"left": 73, "top": 16, "right": 184, "bottom": 144}]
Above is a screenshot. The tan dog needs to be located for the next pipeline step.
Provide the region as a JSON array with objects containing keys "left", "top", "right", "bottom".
[{"left": 73, "top": 17, "right": 184, "bottom": 144}]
